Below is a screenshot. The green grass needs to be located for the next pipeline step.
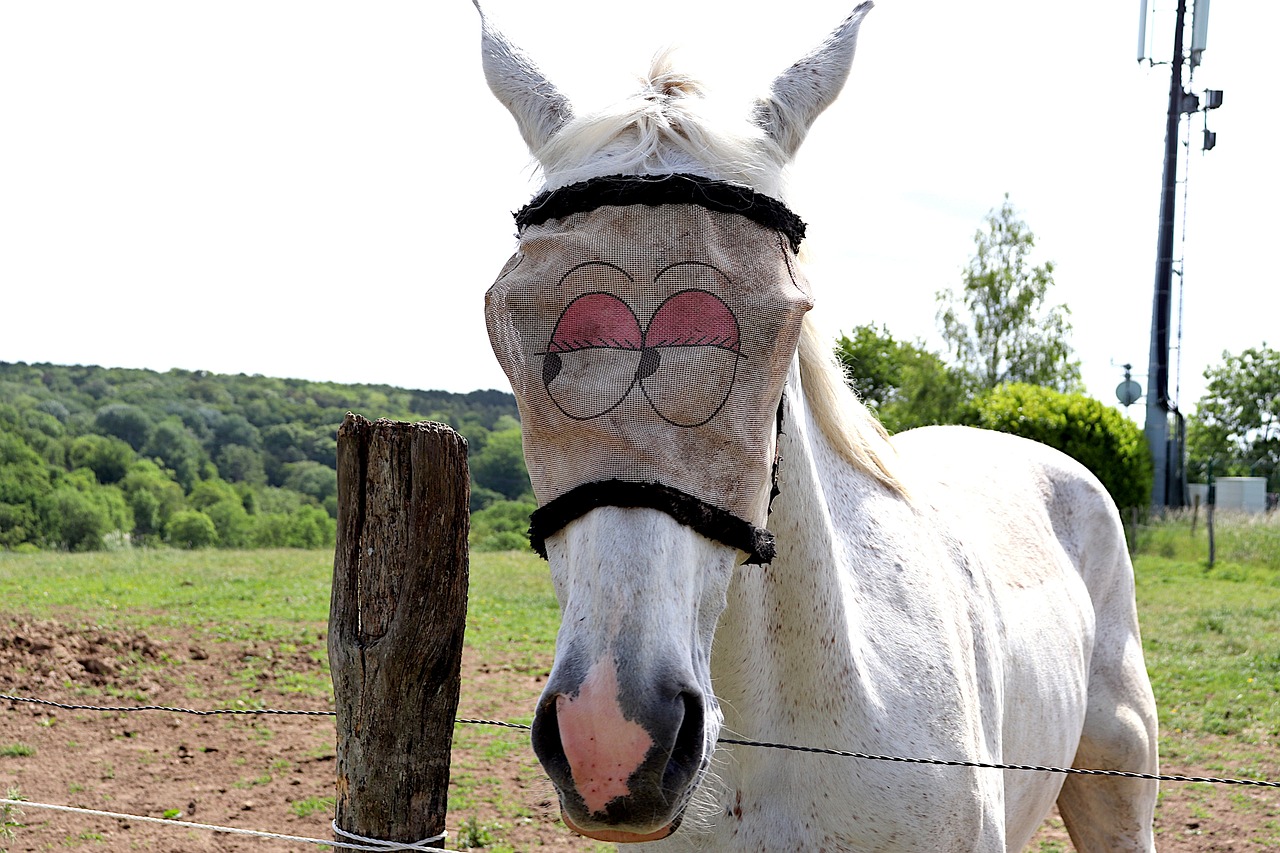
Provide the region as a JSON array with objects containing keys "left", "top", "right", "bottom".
[
  {"left": 2, "top": 787, "right": 25, "bottom": 842},
  {"left": 0, "top": 548, "right": 333, "bottom": 641},
  {"left": 1137, "top": 508, "right": 1280, "bottom": 571},
  {"left": 1133, "top": 512, "right": 1280, "bottom": 742},
  {"left": 0, "top": 547, "right": 559, "bottom": 672},
  {"left": 290, "top": 795, "right": 335, "bottom": 818}
]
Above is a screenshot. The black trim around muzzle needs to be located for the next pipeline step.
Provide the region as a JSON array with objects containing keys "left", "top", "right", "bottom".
[{"left": 528, "top": 480, "right": 776, "bottom": 565}]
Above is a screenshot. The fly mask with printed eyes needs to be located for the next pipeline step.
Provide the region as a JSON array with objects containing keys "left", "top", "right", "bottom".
[{"left": 485, "top": 173, "right": 812, "bottom": 563}]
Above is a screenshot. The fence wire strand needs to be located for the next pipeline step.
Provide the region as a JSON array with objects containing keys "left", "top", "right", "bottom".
[
  {"left": 5, "top": 692, "right": 1279, "bottom": 787},
  {"left": 0, "top": 693, "right": 334, "bottom": 717},
  {"left": 0, "top": 798, "right": 448, "bottom": 852}
]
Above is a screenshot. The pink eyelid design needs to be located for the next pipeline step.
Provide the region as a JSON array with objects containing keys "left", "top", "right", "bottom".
[
  {"left": 539, "top": 262, "right": 744, "bottom": 427},
  {"left": 543, "top": 262, "right": 742, "bottom": 357}
]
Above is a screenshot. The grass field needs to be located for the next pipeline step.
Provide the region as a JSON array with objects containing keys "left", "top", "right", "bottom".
[{"left": 1, "top": 511, "right": 1279, "bottom": 849}]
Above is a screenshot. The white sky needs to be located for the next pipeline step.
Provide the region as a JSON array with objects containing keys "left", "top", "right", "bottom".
[{"left": 2, "top": 1, "right": 1275, "bottom": 419}]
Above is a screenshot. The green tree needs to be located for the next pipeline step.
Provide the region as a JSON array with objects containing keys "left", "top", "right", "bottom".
[
  {"left": 251, "top": 506, "right": 335, "bottom": 549},
  {"left": 0, "top": 432, "right": 56, "bottom": 547},
  {"left": 186, "top": 478, "right": 255, "bottom": 547},
  {"left": 43, "top": 487, "right": 111, "bottom": 551},
  {"left": 94, "top": 404, "right": 153, "bottom": 451},
  {"left": 1187, "top": 344, "right": 1280, "bottom": 490},
  {"left": 284, "top": 505, "right": 336, "bottom": 549},
  {"left": 144, "top": 418, "right": 206, "bottom": 491},
  {"left": 0, "top": 360, "right": 524, "bottom": 549},
  {"left": 282, "top": 461, "right": 337, "bottom": 506},
  {"left": 119, "top": 460, "right": 186, "bottom": 541},
  {"left": 68, "top": 435, "right": 136, "bottom": 485},
  {"left": 262, "top": 423, "right": 309, "bottom": 485},
  {"left": 959, "top": 383, "right": 1153, "bottom": 510},
  {"left": 0, "top": 502, "right": 41, "bottom": 549},
  {"left": 216, "top": 444, "right": 267, "bottom": 485},
  {"left": 212, "top": 414, "right": 261, "bottom": 450},
  {"left": 937, "top": 196, "right": 1081, "bottom": 393},
  {"left": 835, "top": 325, "right": 966, "bottom": 433}
]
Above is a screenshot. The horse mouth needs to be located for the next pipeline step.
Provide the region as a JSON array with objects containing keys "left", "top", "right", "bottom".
[{"left": 562, "top": 811, "right": 682, "bottom": 843}]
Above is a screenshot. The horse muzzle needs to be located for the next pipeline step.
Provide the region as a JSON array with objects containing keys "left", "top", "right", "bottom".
[{"left": 531, "top": 654, "right": 706, "bottom": 841}]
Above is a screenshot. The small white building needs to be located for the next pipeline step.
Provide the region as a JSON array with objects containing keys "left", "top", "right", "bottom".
[{"left": 1212, "top": 477, "right": 1268, "bottom": 513}]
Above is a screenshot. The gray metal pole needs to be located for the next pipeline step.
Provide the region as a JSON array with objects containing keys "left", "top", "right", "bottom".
[{"left": 1144, "top": 0, "right": 1188, "bottom": 508}]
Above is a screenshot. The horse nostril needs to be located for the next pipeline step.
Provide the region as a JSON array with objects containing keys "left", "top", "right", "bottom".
[
  {"left": 666, "top": 690, "right": 705, "bottom": 787},
  {"left": 531, "top": 695, "right": 572, "bottom": 787}
]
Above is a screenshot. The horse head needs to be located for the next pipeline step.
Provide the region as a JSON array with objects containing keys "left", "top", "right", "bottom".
[{"left": 477, "top": 3, "right": 872, "bottom": 841}]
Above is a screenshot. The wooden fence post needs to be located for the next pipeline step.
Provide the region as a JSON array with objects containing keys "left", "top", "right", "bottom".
[{"left": 329, "top": 413, "right": 469, "bottom": 847}]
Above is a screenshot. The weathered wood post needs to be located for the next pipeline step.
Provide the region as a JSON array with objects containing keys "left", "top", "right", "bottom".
[{"left": 329, "top": 413, "right": 469, "bottom": 848}]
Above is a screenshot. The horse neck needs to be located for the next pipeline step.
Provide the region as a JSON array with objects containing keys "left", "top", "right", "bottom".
[{"left": 713, "top": 363, "right": 904, "bottom": 742}]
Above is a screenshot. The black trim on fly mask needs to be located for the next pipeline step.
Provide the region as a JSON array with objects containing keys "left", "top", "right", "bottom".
[
  {"left": 515, "top": 173, "right": 808, "bottom": 254},
  {"left": 526, "top": 394, "right": 788, "bottom": 566},
  {"left": 528, "top": 480, "right": 777, "bottom": 565}
]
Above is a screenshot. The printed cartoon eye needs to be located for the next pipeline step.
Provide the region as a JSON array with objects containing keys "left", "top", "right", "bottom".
[
  {"left": 544, "top": 291, "right": 643, "bottom": 420},
  {"left": 639, "top": 283, "right": 741, "bottom": 428}
]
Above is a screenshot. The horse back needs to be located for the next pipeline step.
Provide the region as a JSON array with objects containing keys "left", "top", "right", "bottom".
[{"left": 892, "top": 424, "right": 1131, "bottom": 600}]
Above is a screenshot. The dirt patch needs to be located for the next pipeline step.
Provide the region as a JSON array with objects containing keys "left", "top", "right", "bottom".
[
  {"left": 0, "top": 617, "right": 572, "bottom": 852},
  {"left": 2, "top": 617, "right": 1279, "bottom": 851}
]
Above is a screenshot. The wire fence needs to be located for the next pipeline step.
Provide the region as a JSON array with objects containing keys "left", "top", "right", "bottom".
[{"left": 4, "top": 691, "right": 1279, "bottom": 788}]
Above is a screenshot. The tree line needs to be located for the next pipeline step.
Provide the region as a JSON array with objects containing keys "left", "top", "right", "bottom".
[{"left": 0, "top": 363, "right": 529, "bottom": 552}]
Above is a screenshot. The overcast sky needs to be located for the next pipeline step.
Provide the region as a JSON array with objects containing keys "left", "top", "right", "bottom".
[{"left": 2, "top": 0, "right": 1274, "bottom": 420}]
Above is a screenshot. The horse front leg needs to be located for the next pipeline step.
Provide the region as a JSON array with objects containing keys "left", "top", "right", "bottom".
[{"left": 1055, "top": 621, "right": 1159, "bottom": 852}]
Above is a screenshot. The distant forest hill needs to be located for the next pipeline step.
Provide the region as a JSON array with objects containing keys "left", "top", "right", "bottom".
[{"left": 0, "top": 362, "right": 527, "bottom": 552}]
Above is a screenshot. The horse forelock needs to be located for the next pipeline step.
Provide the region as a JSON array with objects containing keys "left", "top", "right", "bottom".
[{"left": 534, "top": 51, "right": 785, "bottom": 194}]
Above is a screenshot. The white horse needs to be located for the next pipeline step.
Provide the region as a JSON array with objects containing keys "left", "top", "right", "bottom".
[{"left": 476, "top": 4, "right": 1159, "bottom": 850}]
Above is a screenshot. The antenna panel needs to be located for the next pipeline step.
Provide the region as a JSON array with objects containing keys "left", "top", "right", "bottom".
[
  {"left": 1137, "top": 0, "right": 1149, "bottom": 62},
  {"left": 1191, "top": 0, "right": 1211, "bottom": 66}
]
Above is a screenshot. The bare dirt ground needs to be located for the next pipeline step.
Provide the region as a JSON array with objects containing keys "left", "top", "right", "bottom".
[{"left": 2, "top": 616, "right": 1278, "bottom": 851}]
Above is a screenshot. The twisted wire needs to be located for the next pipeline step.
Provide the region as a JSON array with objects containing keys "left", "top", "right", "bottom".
[{"left": 6, "top": 692, "right": 1277, "bottom": 786}]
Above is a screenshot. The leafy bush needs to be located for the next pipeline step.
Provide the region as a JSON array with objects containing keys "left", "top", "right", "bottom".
[
  {"left": 165, "top": 510, "right": 219, "bottom": 549},
  {"left": 959, "top": 383, "right": 1153, "bottom": 510},
  {"left": 251, "top": 506, "right": 335, "bottom": 549},
  {"left": 0, "top": 503, "right": 42, "bottom": 549},
  {"left": 470, "top": 499, "right": 536, "bottom": 552},
  {"left": 204, "top": 497, "right": 254, "bottom": 547},
  {"left": 41, "top": 480, "right": 132, "bottom": 552}
]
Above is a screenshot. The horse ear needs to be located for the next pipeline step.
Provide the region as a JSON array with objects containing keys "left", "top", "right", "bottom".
[
  {"left": 755, "top": 2, "right": 873, "bottom": 160},
  {"left": 474, "top": 1, "right": 574, "bottom": 153}
]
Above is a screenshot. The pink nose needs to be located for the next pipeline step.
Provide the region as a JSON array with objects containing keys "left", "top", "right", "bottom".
[
  {"left": 555, "top": 658, "right": 655, "bottom": 813},
  {"left": 531, "top": 654, "right": 706, "bottom": 836}
]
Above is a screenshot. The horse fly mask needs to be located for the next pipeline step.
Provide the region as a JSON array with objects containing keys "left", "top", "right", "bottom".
[{"left": 485, "top": 174, "right": 812, "bottom": 564}]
